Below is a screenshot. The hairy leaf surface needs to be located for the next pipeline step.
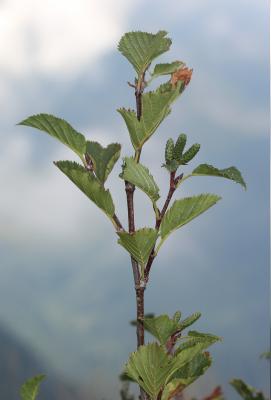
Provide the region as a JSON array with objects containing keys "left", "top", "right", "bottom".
[
  {"left": 160, "top": 194, "right": 221, "bottom": 240},
  {"left": 18, "top": 114, "right": 86, "bottom": 158},
  {"left": 86, "top": 141, "right": 121, "bottom": 184},
  {"left": 20, "top": 375, "right": 46, "bottom": 400},
  {"left": 55, "top": 161, "right": 115, "bottom": 217},
  {"left": 120, "top": 157, "right": 160, "bottom": 202},
  {"left": 117, "top": 228, "right": 158, "bottom": 265},
  {"left": 118, "top": 31, "right": 172, "bottom": 74},
  {"left": 192, "top": 164, "right": 246, "bottom": 189}
]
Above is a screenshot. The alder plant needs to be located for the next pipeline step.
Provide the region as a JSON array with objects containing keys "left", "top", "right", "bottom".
[{"left": 18, "top": 30, "right": 247, "bottom": 400}]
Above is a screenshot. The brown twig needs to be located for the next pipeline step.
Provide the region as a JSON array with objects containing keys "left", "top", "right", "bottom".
[
  {"left": 144, "top": 171, "right": 183, "bottom": 283},
  {"left": 112, "top": 214, "right": 125, "bottom": 232},
  {"left": 125, "top": 182, "right": 141, "bottom": 286}
]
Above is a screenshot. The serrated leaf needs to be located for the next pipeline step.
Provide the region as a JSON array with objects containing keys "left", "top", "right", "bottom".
[
  {"left": 118, "top": 81, "right": 183, "bottom": 150},
  {"left": 162, "top": 353, "right": 212, "bottom": 399},
  {"left": 188, "top": 331, "right": 221, "bottom": 343},
  {"left": 120, "top": 157, "right": 160, "bottom": 202},
  {"left": 230, "top": 379, "right": 266, "bottom": 400},
  {"left": 125, "top": 342, "right": 214, "bottom": 399},
  {"left": 125, "top": 343, "right": 173, "bottom": 399},
  {"left": 86, "top": 141, "right": 121, "bottom": 184},
  {"left": 117, "top": 228, "right": 158, "bottom": 266},
  {"left": 118, "top": 31, "right": 172, "bottom": 75},
  {"left": 174, "top": 351, "right": 212, "bottom": 381},
  {"left": 18, "top": 114, "right": 86, "bottom": 159},
  {"left": 192, "top": 164, "right": 246, "bottom": 189},
  {"left": 160, "top": 194, "right": 221, "bottom": 241},
  {"left": 144, "top": 315, "right": 180, "bottom": 345},
  {"left": 55, "top": 161, "right": 115, "bottom": 217},
  {"left": 179, "top": 312, "right": 201, "bottom": 331},
  {"left": 20, "top": 375, "right": 46, "bottom": 400},
  {"left": 169, "top": 341, "right": 213, "bottom": 380},
  {"left": 175, "top": 331, "right": 221, "bottom": 355},
  {"left": 151, "top": 61, "right": 184, "bottom": 78}
]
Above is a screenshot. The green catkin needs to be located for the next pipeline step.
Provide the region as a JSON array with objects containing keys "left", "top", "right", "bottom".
[
  {"left": 180, "top": 143, "right": 201, "bottom": 164},
  {"left": 165, "top": 138, "right": 175, "bottom": 163},
  {"left": 173, "top": 311, "right": 181, "bottom": 323},
  {"left": 173, "top": 133, "right": 187, "bottom": 161}
]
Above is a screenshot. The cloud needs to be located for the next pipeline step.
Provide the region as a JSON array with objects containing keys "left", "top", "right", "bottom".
[
  {"left": 0, "top": 0, "right": 141, "bottom": 116},
  {"left": 0, "top": 0, "right": 138, "bottom": 77}
]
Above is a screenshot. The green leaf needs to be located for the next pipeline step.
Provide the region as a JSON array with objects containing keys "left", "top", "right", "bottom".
[
  {"left": 118, "top": 31, "right": 172, "bottom": 75},
  {"left": 86, "top": 141, "right": 121, "bottom": 184},
  {"left": 55, "top": 161, "right": 115, "bottom": 218},
  {"left": 18, "top": 114, "right": 86, "bottom": 159},
  {"left": 118, "top": 81, "right": 184, "bottom": 151},
  {"left": 161, "top": 379, "right": 184, "bottom": 400},
  {"left": 179, "top": 312, "right": 201, "bottom": 331},
  {"left": 170, "top": 341, "right": 213, "bottom": 379},
  {"left": 160, "top": 194, "right": 221, "bottom": 241},
  {"left": 230, "top": 379, "right": 266, "bottom": 400},
  {"left": 120, "top": 157, "right": 160, "bottom": 202},
  {"left": 162, "top": 352, "right": 212, "bottom": 399},
  {"left": 175, "top": 331, "right": 221, "bottom": 354},
  {"left": 20, "top": 375, "right": 46, "bottom": 400},
  {"left": 125, "top": 343, "right": 173, "bottom": 399},
  {"left": 192, "top": 164, "right": 246, "bottom": 189},
  {"left": 117, "top": 228, "right": 158, "bottom": 266},
  {"left": 188, "top": 331, "right": 221, "bottom": 343},
  {"left": 151, "top": 61, "right": 184, "bottom": 78},
  {"left": 125, "top": 341, "right": 216, "bottom": 399},
  {"left": 144, "top": 315, "right": 180, "bottom": 345},
  {"left": 174, "top": 351, "right": 211, "bottom": 381},
  {"left": 163, "top": 159, "right": 179, "bottom": 173}
]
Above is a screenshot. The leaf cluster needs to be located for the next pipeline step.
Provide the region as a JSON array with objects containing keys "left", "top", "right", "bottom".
[{"left": 123, "top": 311, "right": 221, "bottom": 400}]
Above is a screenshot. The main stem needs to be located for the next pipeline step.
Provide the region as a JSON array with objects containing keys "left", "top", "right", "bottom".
[{"left": 125, "top": 73, "right": 146, "bottom": 400}]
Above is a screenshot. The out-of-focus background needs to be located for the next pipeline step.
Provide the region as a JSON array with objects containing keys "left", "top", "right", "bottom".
[{"left": 0, "top": 0, "right": 269, "bottom": 399}]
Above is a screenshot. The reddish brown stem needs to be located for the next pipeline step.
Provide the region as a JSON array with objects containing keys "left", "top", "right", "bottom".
[
  {"left": 125, "top": 182, "right": 140, "bottom": 286},
  {"left": 144, "top": 171, "right": 177, "bottom": 282},
  {"left": 126, "top": 73, "right": 147, "bottom": 400}
]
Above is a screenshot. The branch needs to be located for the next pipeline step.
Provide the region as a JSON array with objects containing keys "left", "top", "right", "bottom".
[
  {"left": 112, "top": 214, "right": 125, "bottom": 232},
  {"left": 144, "top": 171, "right": 183, "bottom": 282}
]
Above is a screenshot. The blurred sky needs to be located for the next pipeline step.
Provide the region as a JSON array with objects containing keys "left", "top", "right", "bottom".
[{"left": 0, "top": 0, "right": 269, "bottom": 399}]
